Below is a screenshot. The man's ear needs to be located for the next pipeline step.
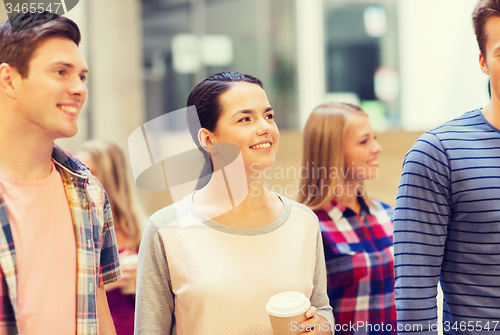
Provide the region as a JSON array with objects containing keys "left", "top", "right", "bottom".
[
  {"left": 0, "top": 63, "right": 20, "bottom": 99},
  {"left": 480, "top": 52, "right": 489, "bottom": 75}
]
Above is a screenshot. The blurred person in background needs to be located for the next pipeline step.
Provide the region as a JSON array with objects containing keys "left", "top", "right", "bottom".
[
  {"left": 393, "top": 0, "right": 500, "bottom": 333},
  {"left": 77, "top": 140, "right": 142, "bottom": 335},
  {"left": 299, "top": 103, "right": 396, "bottom": 334},
  {"left": 0, "top": 12, "right": 120, "bottom": 334}
]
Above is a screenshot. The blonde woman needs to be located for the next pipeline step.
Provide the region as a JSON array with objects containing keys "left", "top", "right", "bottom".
[
  {"left": 77, "top": 140, "right": 142, "bottom": 335},
  {"left": 298, "top": 103, "right": 396, "bottom": 334}
]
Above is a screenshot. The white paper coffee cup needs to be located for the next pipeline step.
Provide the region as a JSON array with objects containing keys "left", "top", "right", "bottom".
[
  {"left": 266, "top": 292, "right": 311, "bottom": 335},
  {"left": 120, "top": 254, "right": 138, "bottom": 295},
  {"left": 120, "top": 254, "right": 138, "bottom": 266}
]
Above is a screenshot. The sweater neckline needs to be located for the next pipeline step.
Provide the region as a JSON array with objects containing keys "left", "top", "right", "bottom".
[
  {"left": 478, "top": 108, "right": 500, "bottom": 134},
  {"left": 184, "top": 191, "right": 292, "bottom": 236}
]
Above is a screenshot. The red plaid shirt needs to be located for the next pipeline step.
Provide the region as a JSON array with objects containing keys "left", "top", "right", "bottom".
[
  {"left": 314, "top": 197, "right": 396, "bottom": 334},
  {"left": 0, "top": 145, "right": 121, "bottom": 334}
]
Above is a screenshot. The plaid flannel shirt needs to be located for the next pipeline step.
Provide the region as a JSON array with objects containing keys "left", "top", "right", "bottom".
[
  {"left": 314, "top": 197, "right": 396, "bottom": 335},
  {"left": 0, "top": 145, "right": 121, "bottom": 335}
]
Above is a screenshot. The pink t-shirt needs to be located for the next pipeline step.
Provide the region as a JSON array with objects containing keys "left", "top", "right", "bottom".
[{"left": 0, "top": 163, "right": 77, "bottom": 334}]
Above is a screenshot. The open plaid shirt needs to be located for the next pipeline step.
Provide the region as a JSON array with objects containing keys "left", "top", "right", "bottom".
[
  {"left": 314, "top": 197, "right": 396, "bottom": 334},
  {"left": 0, "top": 145, "right": 121, "bottom": 335}
]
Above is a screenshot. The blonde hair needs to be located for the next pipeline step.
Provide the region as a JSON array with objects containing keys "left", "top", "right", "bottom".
[
  {"left": 297, "top": 102, "right": 373, "bottom": 210},
  {"left": 77, "top": 140, "right": 142, "bottom": 247}
]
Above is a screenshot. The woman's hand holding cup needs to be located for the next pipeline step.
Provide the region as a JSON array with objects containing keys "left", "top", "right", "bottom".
[
  {"left": 267, "top": 292, "right": 332, "bottom": 335},
  {"left": 297, "top": 306, "right": 332, "bottom": 334}
]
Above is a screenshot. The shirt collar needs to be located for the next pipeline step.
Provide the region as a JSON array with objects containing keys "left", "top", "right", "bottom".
[
  {"left": 0, "top": 145, "right": 90, "bottom": 192},
  {"left": 331, "top": 195, "right": 371, "bottom": 216},
  {"left": 51, "top": 144, "right": 91, "bottom": 179}
]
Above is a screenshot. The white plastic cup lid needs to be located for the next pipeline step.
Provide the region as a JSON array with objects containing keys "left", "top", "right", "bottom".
[{"left": 266, "top": 291, "right": 311, "bottom": 318}]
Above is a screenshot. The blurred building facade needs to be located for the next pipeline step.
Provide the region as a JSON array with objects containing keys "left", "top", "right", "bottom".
[
  {"left": 0, "top": 0, "right": 491, "bottom": 217},
  {"left": 0, "top": 0, "right": 489, "bottom": 148}
]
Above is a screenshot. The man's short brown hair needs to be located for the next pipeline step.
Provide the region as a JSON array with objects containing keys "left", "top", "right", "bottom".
[
  {"left": 0, "top": 12, "right": 81, "bottom": 78},
  {"left": 472, "top": 0, "right": 500, "bottom": 57}
]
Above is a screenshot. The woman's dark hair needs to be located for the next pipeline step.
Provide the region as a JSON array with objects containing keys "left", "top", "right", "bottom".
[{"left": 187, "top": 72, "right": 263, "bottom": 190}]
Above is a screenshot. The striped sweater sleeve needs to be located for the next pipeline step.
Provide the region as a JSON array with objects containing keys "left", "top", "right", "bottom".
[{"left": 393, "top": 132, "right": 451, "bottom": 334}]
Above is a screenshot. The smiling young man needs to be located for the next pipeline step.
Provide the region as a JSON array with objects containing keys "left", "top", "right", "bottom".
[
  {"left": 393, "top": 0, "right": 500, "bottom": 333},
  {"left": 0, "top": 13, "right": 120, "bottom": 335}
]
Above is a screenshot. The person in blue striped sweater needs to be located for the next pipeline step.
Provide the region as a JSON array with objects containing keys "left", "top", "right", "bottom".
[{"left": 393, "top": 0, "right": 500, "bottom": 334}]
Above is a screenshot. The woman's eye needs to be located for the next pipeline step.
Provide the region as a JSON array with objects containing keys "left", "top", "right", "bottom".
[
  {"left": 266, "top": 113, "right": 274, "bottom": 120},
  {"left": 57, "top": 70, "right": 65, "bottom": 75},
  {"left": 360, "top": 140, "right": 368, "bottom": 145},
  {"left": 80, "top": 75, "right": 87, "bottom": 82},
  {"left": 239, "top": 117, "right": 250, "bottom": 122}
]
